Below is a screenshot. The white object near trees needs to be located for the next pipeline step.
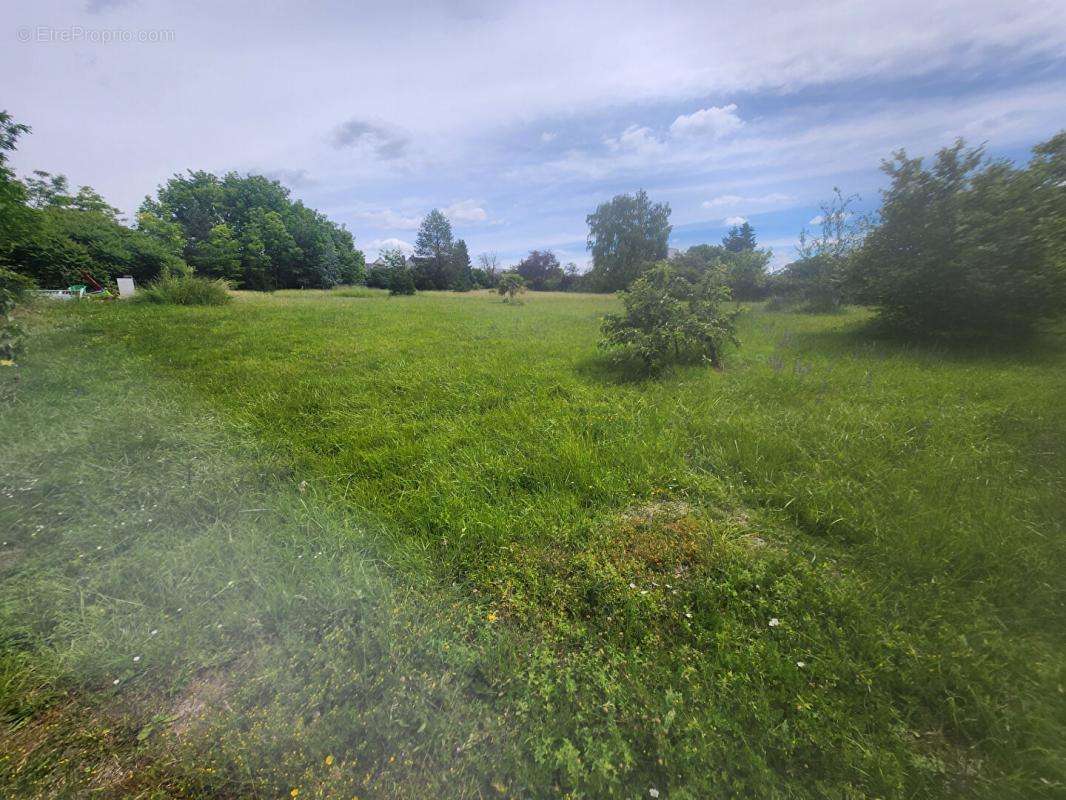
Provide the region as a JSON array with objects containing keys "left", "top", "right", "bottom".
[{"left": 117, "top": 277, "right": 136, "bottom": 298}]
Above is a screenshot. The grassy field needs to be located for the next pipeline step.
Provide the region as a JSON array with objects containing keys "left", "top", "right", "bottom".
[{"left": 2, "top": 288, "right": 1064, "bottom": 798}]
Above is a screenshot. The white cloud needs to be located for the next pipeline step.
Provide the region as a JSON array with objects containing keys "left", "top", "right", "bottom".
[
  {"left": 702, "top": 192, "right": 793, "bottom": 209},
  {"left": 444, "top": 199, "right": 489, "bottom": 223},
  {"left": 540, "top": 131, "right": 557, "bottom": 143},
  {"left": 670, "top": 104, "right": 744, "bottom": 139},
  {"left": 723, "top": 216, "right": 747, "bottom": 226},
  {"left": 808, "top": 215, "right": 825, "bottom": 225},
  {"left": 604, "top": 125, "right": 668, "bottom": 156},
  {"left": 511, "top": 81, "right": 1066, "bottom": 189},
  {"left": 368, "top": 237, "right": 414, "bottom": 255}
]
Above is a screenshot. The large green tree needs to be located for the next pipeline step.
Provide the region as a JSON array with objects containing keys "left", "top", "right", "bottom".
[
  {"left": 515, "top": 249, "right": 564, "bottom": 291},
  {"left": 139, "top": 170, "right": 362, "bottom": 290},
  {"left": 586, "top": 189, "right": 671, "bottom": 291},
  {"left": 411, "top": 209, "right": 455, "bottom": 290},
  {"left": 0, "top": 112, "right": 35, "bottom": 269},
  {"left": 851, "top": 134, "right": 1066, "bottom": 336}
]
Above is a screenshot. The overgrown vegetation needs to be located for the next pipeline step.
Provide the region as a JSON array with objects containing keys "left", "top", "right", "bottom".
[
  {"left": 3, "top": 293, "right": 1064, "bottom": 798},
  {"left": 3, "top": 95, "right": 1066, "bottom": 797},
  {"left": 134, "top": 274, "right": 232, "bottom": 306},
  {"left": 600, "top": 262, "right": 740, "bottom": 372},
  {"left": 0, "top": 267, "right": 34, "bottom": 363}
]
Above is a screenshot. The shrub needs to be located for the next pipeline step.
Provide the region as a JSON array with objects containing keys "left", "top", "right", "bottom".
[
  {"left": 1, "top": 266, "right": 35, "bottom": 363},
  {"left": 8, "top": 206, "right": 188, "bottom": 289},
  {"left": 774, "top": 189, "right": 864, "bottom": 313},
  {"left": 771, "top": 254, "right": 847, "bottom": 313},
  {"left": 497, "top": 272, "right": 526, "bottom": 303},
  {"left": 388, "top": 267, "right": 416, "bottom": 296},
  {"left": 135, "top": 274, "right": 231, "bottom": 306},
  {"left": 600, "top": 262, "right": 740, "bottom": 373},
  {"left": 851, "top": 133, "right": 1066, "bottom": 336},
  {"left": 669, "top": 244, "right": 771, "bottom": 300},
  {"left": 365, "top": 262, "right": 392, "bottom": 289}
]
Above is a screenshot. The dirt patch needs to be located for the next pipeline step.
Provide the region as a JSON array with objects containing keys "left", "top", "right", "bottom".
[
  {"left": 0, "top": 544, "right": 23, "bottom": 574},
  {"left": 614, "top": 500, "right": 704, "bottom": 575},
  {"left": 623, "top": 499, "right": 693, "bottom": 525},
  {"left": 169, "top": 669, "right": 232, "bottom": 738}
]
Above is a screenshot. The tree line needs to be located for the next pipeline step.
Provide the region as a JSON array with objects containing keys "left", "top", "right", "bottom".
[
  {"left": 3, "top": 107, "right": 1064, "bottom": 340},
  {"left": 0, "top": 112, "right": 364, "bottom": 293}
]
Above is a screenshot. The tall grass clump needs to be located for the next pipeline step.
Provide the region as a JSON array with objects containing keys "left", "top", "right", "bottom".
[{"left": 135, "top": 274, "right": 232, "bottom": 306}]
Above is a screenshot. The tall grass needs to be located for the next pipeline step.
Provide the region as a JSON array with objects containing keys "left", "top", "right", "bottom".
[
  {"left": 2, "top": 293, "right": 1063, "bottom": 798},
  {"left": 135, "top": 274, "right": 232, "bottom": 305}
]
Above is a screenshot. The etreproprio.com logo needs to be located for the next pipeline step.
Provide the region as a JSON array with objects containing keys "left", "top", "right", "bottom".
[{"left": 17, "top": 25, "right": 176, "bottom": 44}]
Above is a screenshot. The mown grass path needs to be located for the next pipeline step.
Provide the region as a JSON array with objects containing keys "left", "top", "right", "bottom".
[{"left": 2, "top": 290, "right": 1064, "bottom": 798}]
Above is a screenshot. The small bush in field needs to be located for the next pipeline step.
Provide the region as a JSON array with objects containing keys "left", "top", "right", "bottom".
[
  {"left": 1, "top": 266, "right": 36, "bottom": 362},
  {"left": 135, "top": 274, "right": 231, "bottom": 306},
  {"left": 388, "top": 267, "right": 416, "bottom": 295},
  {"left": 496, "top": 272, "right": 526, "bottom": 303},
  {"left": 600, "top": 262, "right": 740, "bottom": 373}
]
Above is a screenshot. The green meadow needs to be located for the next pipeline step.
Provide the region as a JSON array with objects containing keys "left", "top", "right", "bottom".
[{"left": 2, "top": 289, "right": 1064, "bottom": 798}]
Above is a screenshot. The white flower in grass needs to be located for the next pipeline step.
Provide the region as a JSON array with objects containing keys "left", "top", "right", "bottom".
[
  {"left": 649, "top": 790, "right": 660, "bottom": 798},
  {"left": 150, "top": 629, "right": 158, "bottom": 636},
  {"left": 684, "top": 612, "right": 693, "bottom": 619},
  {"left": 112, "top": 678, "right": 120, "bottom": 685},
  {"left": 769, "top": 617, "right": 781, "bottom": 627},
  {"left": 133, "top": 656, "right": 141, "bottom": 662},
  {"left": 796, "top": 661, "right": 806, "bottom": 668},
  {"left": 629, "top": 582, "right": 637, "bottom": 589}
]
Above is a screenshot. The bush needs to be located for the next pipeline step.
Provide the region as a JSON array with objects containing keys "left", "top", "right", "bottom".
[
  {"left": 496, "top": 272, "right": 526, "bottom": 303},
  {"left": 388, "top": 267, "right": 416, "bottom": 296},
  {"left": 600, "top": 262, "right": 740, "bottom": 373},
  {"left": 135, "top": 274, "right": 231, "bottom": 306},
  {"left": 8, "top": 206, "right": 188, "bottom": 289},
  {"left": 852, "top": 133, "right": 1066, "bottom": 336},
  {"left": 771, "top": 254, "right": 847, "bottom": 313},
  {"left": 1, "top": 266, "right": 35, "bottom": 363}
]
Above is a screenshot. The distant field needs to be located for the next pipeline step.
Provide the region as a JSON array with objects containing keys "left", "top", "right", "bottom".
[{"left": 2, "top": 289, "right": 1064, "bottom": 798}]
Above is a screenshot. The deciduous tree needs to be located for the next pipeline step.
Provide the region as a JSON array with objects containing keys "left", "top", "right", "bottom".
[{"left": 587, "top": 189, "right": 671, "bottom": 291}]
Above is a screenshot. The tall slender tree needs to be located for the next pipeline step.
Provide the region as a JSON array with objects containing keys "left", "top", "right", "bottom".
[
  {"left": 411, "top": 209, "right": 455, "bottom": 289},
  {"left": 450, "top": 238, "right": 472, "bottom": 290}
]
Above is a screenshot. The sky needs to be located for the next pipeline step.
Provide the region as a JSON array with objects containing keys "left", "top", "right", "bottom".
[{"left": 4, "top": 0, "right": 1066, "bottom": 270}]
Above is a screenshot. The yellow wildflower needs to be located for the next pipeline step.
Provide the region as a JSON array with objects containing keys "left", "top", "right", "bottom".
[
  {"left": 325, "top": 754, "right": 334, "bottom": 766},
  {"left": 487, "top": 611, "right": 498, "bottom": 623},
  {"left": 290, "top": 790, "right": 299, "bottom": 798}
]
